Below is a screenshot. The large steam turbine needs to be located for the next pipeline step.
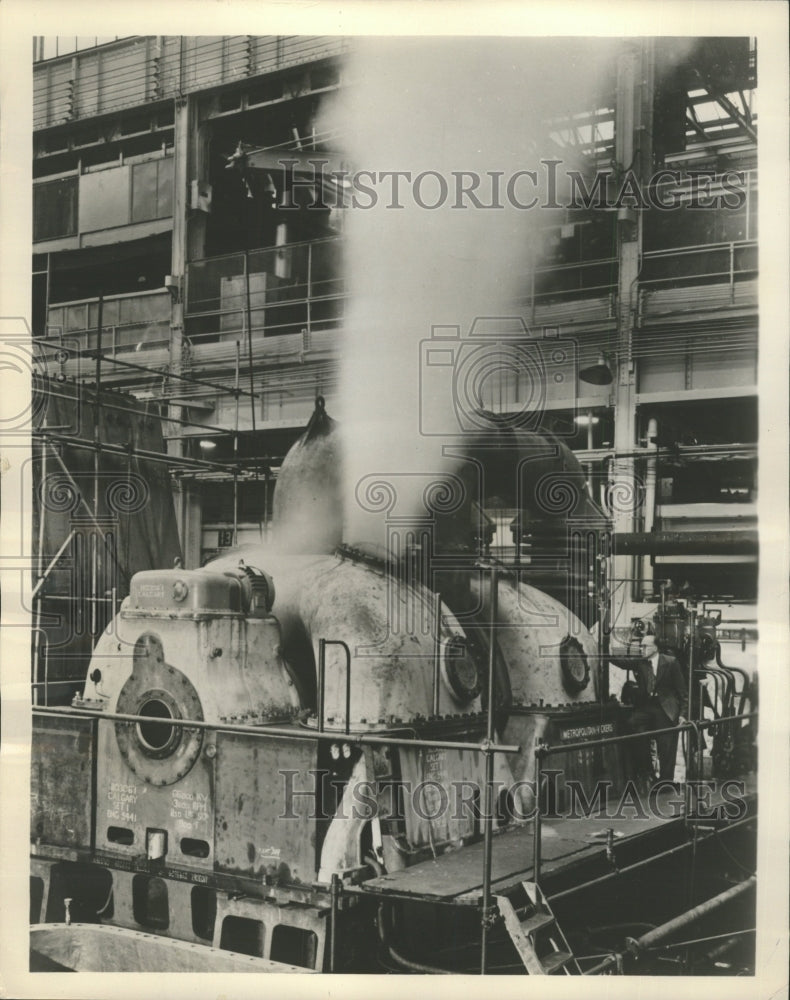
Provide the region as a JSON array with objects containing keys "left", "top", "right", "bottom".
[{"left": 76, "top": 396, "right": 610, "bottom": 889}]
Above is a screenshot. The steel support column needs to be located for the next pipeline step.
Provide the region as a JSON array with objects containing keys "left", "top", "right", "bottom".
[
  {"left": 611, "top": 41, "right": 654, "bottom": 616},
  {"left": 169, "top": 93, "right": 209, "bottom": 568}
]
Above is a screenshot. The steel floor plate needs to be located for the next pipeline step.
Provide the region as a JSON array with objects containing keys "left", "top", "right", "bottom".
[{"left": 359, "top": 778, "right": 756, "bottom": 902}]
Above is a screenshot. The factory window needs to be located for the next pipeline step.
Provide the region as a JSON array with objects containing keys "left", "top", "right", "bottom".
[
  {"left": 219, "top": 916, "right": 265, "bottom": 957},
  {"left": 131, "top": 158, "right": 174, "bottom": 223},
  {"left": 132, "top": 874, "right": 169, "bottom": 930},
  {"left": 33, "top": 177, "right": 78, "bottom": 242},
  {"left": 639, "top": 397, "right": 757, "bottom": 602},
  {"left": 270, "top": 925, "right": 318, "bottom": 970},
  {"left": 658, "top": 456, "right": 757, "bottom": 506},
  {"left": 642, "top": 190, "right": 755, "bottom": 255},
  {"left": 655, "top": 564, "right": 757, "bottom": 603},
  {"left": 191, "top": 886, "right": 217, "bottom": 941}
]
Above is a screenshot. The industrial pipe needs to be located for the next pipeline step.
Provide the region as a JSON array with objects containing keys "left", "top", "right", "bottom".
[
  {"left": 626, "top": 876, "right": 756, "bottom": 955},
  {"left": 611, "top": 531, "right": 758, "bottom": 556}
]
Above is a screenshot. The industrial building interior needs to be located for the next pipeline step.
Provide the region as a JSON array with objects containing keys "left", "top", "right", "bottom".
[
  {"left": 32, "top": 34, "right": 757, "bottom": 690},
  {"left": 26, "top": 34, "right": 762, "bottom": 976}
]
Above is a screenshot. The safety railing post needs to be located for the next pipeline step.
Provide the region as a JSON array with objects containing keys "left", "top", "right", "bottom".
[
  {"left": 432, "top": 592, "right": 442, "bottom": 717},
  {"left": 529, "top": 268, "right": 536, "bottom": 326},
  {"left": 317, "top": 638, "right": 326, "bottom": 733},
  {"left": 480, "top": 563, "right": 498, "bottom": 975},
  {"left": 329, "top": 872, "right": 340, "bottom": 972},
  {"left": 729, "top": 242, "right": 735, "bottom": 302},
  {"left": 687, "top": 605, "right": 697, "bottom": 779},
  {"left": 345, "top": 645, "right": 351, "bottom": 737},
  {"left": 533, "top": 739, "right": 544, "bottom": 885},
  {"left": 698, "top": 679, "right": 707, "bottom": 779},
  {"left": 306, "top": 241, "right": 312, "bottom": 333}
]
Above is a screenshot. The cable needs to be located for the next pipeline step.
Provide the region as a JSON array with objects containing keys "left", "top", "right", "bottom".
[{"left": 647, "top": 927, "right": 755, "bottom": 952}]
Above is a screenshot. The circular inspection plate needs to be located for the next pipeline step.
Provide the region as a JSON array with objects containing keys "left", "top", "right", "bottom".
[{"left": 115, "top": 632, "right": 204, "bottom": 786}]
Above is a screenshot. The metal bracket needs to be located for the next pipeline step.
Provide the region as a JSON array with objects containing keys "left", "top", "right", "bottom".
[{"left": 481, "top": 905, "right": 500, "bottom": 930}]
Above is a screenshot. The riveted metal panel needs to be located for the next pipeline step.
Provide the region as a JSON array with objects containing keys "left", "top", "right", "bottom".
[
  {"left": 214, "top": 732, "right": 318, "bottom": 885},
  {"left": 95, "top": 715, "right": 216, "bottom": 869},
  {"left": 31, "top": 715, "right": 95, "bottom": 849}
]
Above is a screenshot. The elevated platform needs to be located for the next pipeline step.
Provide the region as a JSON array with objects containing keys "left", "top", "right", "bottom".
[{"left": 359, "top": 779, "right": 756, "bottom": 904}]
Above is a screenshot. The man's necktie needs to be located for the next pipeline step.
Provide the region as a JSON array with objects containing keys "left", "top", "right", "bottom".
[{"left": 645, "top": 660, "right": 656, "bottom": 697}]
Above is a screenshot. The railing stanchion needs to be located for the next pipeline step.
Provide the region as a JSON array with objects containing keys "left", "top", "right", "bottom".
[
  {"left": 317, "top": 638, "right": 326, "bottom": 734},
  {"left": 698, "top": 679, "right": 707, "bottom": 779},
  {"left": 432, "top": 592, "right": 442, "bottom": 717},
  {"left": 306, "top": 241, "right": 312, "bottom": 332},
  {"left": 345, "top": 644, "right": 351, "bottom": 736},
  {"left": 329, "top": 872, "right": 340, "bottom": 972},
  {"left": 480, "top": 563, "right": 498, "bottom": 975},
  {"left": 687, "top": 605, "right": 697, "bottom": 779},
  {"left": 533, "top": 739, "right": 544, "bottom": 885}
]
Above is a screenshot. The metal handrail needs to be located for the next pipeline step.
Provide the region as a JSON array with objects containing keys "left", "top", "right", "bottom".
[
  {"left": 48, "top": 287, "right": 169, "bottom": 309},
  {"left": 536, "top": 711, "right": 756, "bottom": 759},
  {"left": 638, "top": 241, "right": 758, "bottom": 295},
  {"left": 642, "top": 238, "right": 756, "bottom": 260},
  {"left": 317, "top": 638, "right": 353, "bottom": 736},
  {"left": 32, "top": 703, "right": 520, "bottom": 755},
  {"left": 531, "top": 709, "right": 758, "bottom": 886}
]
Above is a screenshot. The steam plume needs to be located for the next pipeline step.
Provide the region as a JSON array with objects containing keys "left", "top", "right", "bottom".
[{"left": 321, "top": 38, "right": 617, "bottom": 549}]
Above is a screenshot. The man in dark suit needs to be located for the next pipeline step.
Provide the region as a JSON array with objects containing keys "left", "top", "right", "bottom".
[{"left": 611, "top": 633, "right": 688, "bottom": 786}]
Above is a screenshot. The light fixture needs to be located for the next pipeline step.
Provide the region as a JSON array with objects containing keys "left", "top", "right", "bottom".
[
  {"left": 579, "top": 353, "right": 613, "bottom": 386},
  {"left": 574, "top": 414, "right": 600, "bottom": 426},
  {"left": 199, "top": 439, "right": 217, "bottom": 451}
]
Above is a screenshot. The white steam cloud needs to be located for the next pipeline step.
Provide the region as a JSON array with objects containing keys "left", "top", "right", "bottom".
[{"left": 322, "top": 37, "right": 618, "bottom": 549}]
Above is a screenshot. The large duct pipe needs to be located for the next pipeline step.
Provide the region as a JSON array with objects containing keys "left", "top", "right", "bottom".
[
  {"left": 611, "top": 531, "right": 758, "bottom": 556},
  {"left": 626, "top": 876, "right": 756, "bottom": 956}
]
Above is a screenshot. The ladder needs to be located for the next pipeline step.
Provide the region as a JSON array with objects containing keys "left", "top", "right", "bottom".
[{"left": 495, "top": 881, "right": 581, "bottom": 975}]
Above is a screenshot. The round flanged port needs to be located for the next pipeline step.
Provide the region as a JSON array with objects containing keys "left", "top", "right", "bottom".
[
  {"left": 441, "top": 635, "right": 482, "bottom": 703},
  {"left": 136, "top": 695, "right": 181, "bottom": 756},
  {"left": 559, "top": 634, "right": 591, "bottom": 694},
  {"left": 115, "top": 633, "right": 204, "bottom": 785}
]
